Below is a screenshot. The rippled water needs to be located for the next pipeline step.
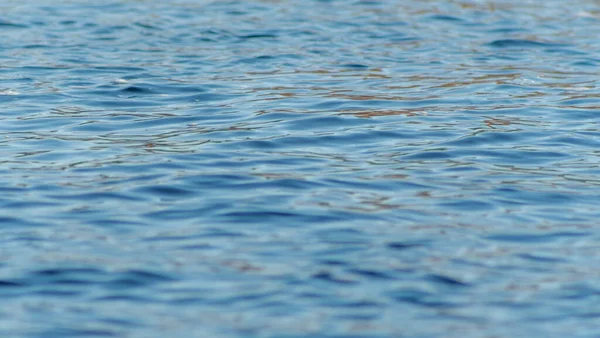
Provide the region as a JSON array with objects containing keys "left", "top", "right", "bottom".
[{"left": 2, "top": 0, "right": 600, "bottom": 336}]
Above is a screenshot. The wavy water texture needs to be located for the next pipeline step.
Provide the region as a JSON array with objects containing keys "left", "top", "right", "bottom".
[{"left": 1, "top": 0, "right": 600, "bottom": 337}]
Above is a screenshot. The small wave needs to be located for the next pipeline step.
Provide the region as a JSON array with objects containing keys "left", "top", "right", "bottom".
[{"left": 487, "top": 39, "right": 567, "bottom": 48}]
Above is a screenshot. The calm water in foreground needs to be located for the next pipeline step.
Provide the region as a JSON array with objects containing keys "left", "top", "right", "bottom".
[{"left": 2, "top": 0, "right": 600, "bottom": 337}]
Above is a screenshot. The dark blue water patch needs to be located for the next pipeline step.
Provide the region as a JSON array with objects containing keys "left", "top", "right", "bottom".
[
  {"left": 120, "top": 83, "right": 208, "bottom": 95},
  {"left": 318, "top": 259, "right": 349, "bottom": 267},
  {"left": 105, "top": 270, "right": 176, "bottom": 289},
  {"left": 486, "top": 39, "right": 568, "bottom": 48},
  {"left": 386, "top": 241, "right": 427, "bottom": 251},
  {"left": 134, "top": 21, "right": 162, "bottom": 31},
  {"left": 0, "top": 279, "right": 28, "bottom": 288},
  {"left": 0, "top": 19, "right": 28, "bottom": 28},
  {"left": 338, "top": 63, "right": 369, "bottom": 69},
  {"left": 193, "top": 28, "right": 236, "bottom": 42},
  {"left": 46, "top": 192, "right": 145, "bottom": 202},
  {"left": 427, "top": 14, "right": 464, "bottom": 22},
  {"left": 552, "top": 283, "right": 600, "bottom": 301},
  {"left": 443, "top": 165, "right": 481, "bottom": 173},
  {"left": 33, "top": 267, "right": 105, "bottom": 278},
  {"left": 559, "top": 97, "right": 600, "bottom": 106},
  {"left": 388, "top": 288, "right": 461, "bottom": 308},
  {"left": 215, "top": 210, "right": 348, "bottom": 226},
  {"left": 427, "top": 274, "right": 470, "bottom": 287},
  {"left": 346, "top": 268, "right": 396, "bottom": 280},
  {"left": 438, "top": 200, "right": 495, "bottom": 211},
  {"left": 141, "top": 205, "right": 224, "bottom": 222},
  {"left": 32, "top": 328, "right": 120, "bottom": 337},
  {"left": 544, "top": 48, "right": 586, "bottom": 56},
  {"left": 255, "top": 177, "right": 325, "bottom": 190},
  {"left": 484, "top": 231, "right": 590, "bottom": 243},
  {"left": 0, "top": 216, "right": 48, "bottom": 227},
  {"left": 23, "top": 44, "right": 52, "bottom": 49},
  {"left": 200, "top": 176, "right": 325, "bottom": 193},
  {"left": 118, "top": 86, "right": 155, "bottom": 95},
  {"left": 353, "top": 0, "right": 385, "bottom": 5},
  {"left": 93, "top": 294, "right": 155, "bottom": 303},
  {"left": 323, "top": 299, "right": 383, "bottom": 309},
  {"left": 232, "top": 139, "right": 280, "bottom": 150},
  {"left": 236, "top": 55, "right": 279, "bottom": 65},
  {"left": 75, "top": 99, "right": 161, "bottom": 108},
  {"left": 517, "top": 253, "right": 566, "bottom": 264},
  {"left": 88, "top": 219, "right": 146, "bottom": 228},
  {"left": 401, "top": 150, "right": 454, "bottom": 160},
  {"left": 374, "top": 19, "right": 408, "bottom": 27},
  {"left": 539, "top": 135, "right": 600, "bottom": 148},
  {"left": 237, "top": 33, "right": 279, "bottom": 40},
  {"left": 571, "top": 60, "right": 599, "bottom": 67}
]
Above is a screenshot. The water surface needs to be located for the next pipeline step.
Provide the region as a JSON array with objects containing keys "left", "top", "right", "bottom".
[{"left": 2, "top": 0, "right": 600, "bottom": 337}]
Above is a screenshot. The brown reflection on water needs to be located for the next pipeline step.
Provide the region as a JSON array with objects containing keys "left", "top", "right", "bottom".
[
  {"left": 430, "top": 73, "right": 521, "bottom": 88},
  {"left": 327, "top": 92, "right": 439, "bottom": 101},
  {"left": 482, "top": 116, "right": 539, "bottom": 129},
  {"left": 346, "top": 109, "right": 428, "bottom": 118},
  {"left": 484, "top": 118, "right": 512, "bottom": 128}
]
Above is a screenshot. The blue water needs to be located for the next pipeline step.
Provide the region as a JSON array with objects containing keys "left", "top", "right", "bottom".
[{"left": 2, "top": 0, "right": 600, "bottom": 336}]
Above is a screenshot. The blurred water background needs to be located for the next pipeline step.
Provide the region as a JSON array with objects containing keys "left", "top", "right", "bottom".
[{"left": 2, "top": 0, "right": 600, "bottom": 336}]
